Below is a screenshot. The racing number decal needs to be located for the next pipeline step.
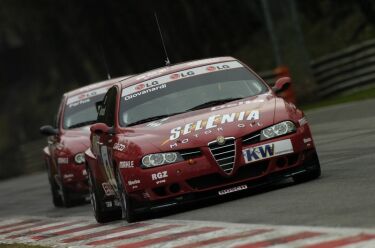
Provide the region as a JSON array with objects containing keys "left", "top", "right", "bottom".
[{"left": 100, "top": 146, "right": 118, "bottom": 190}]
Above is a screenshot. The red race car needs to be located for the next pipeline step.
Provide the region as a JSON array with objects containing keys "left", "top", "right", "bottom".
[
  {"left": 85, "top": 57, "right": 321, "bottom": 223},
  {"left": 40, "top": 76, "right": 130, "bottom": 207}
]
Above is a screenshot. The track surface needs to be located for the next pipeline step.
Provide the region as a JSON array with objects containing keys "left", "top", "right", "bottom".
[{"left": 0, "top": 99, "right": 375, "bottom": 246}]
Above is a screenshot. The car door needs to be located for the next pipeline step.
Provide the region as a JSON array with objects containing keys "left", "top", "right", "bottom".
[{"left": 95, "top": 87, "right": 118, "bottom": 190}]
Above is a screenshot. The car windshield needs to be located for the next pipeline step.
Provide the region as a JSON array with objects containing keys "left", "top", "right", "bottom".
[
  {"left": 119, "top": 61, "right": 268, "bottom": 127},
  {"left": 63, "top": 88, "right": 108, "bottom": 129}
]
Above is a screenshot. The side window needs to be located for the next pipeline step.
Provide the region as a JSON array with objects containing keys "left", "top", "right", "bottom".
[{"left": 97, "top": 87, "right": 117, "bottom": 127}]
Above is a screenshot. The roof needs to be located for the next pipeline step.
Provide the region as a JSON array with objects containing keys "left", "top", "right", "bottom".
[
  {"left": 64, "top": 75, "right": 132, "bottom": 98},
  {"left": 119, "top": 56, "right": 236, "bottom": 88}
]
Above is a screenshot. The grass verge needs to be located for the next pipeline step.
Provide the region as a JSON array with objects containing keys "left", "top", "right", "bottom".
[
  {"left": 301, "top": 86, "right": 375, "bottom": 111},
  {"left": 0, "top": 244, "right": 49, "bottom": 248}
]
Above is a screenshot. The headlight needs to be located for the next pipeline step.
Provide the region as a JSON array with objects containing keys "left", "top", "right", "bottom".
[
  {"left": 74, "top": 153, "right": 85, "bottom": 164},
  {"left": 260, "top": 121, "right": 296, "bottom": 140},
  {"left": 142, "top": 152, "right": 183, "bottom": 168}
]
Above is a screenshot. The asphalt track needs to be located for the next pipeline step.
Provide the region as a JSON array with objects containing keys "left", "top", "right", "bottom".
[{"left": 1, "top": 99, "right": 375, "bottom": 247}]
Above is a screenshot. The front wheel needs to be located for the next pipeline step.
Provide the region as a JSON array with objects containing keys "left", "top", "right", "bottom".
[
  {"left": 46, "top": 160, "right": 63, "bottom": 207},
  {"left": 116, "top": 169, "right": 137, "bottom": 223},
  {"left": 87, "top": 167, "right": 121, "bottom": 223},
  {"left": 61, "top": 186, "right": 74, "bottom": 207},
  {"left": 293, "top": 152, "right": 321, "bottom": 183}
]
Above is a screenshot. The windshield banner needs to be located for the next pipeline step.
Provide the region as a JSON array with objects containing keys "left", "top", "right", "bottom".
[
  {"left": 66, "top": 87, "right": 109, "bottom": 105},
  {"left": 121, "top": 61, "right": 243, "bottom": 98}
]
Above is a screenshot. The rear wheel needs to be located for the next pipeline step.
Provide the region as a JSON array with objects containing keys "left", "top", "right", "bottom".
[
  {"left": 293, "top": 152, "right": 321, "bottom": 183},
  {"left": 116, "top": 169, "right": 137, "bottom": 223},
  {"left": 87, "top": 167, "right": 121, "bottom": 223}
]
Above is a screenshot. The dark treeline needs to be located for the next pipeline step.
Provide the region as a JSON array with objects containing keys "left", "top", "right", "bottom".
[{"left": 1, "top": 0, "right": 375, "bottom": 178}]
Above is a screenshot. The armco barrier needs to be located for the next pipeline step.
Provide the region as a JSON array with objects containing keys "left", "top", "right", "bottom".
[{"left": 311, "top": 39, "right": 375, "bottom": 97}]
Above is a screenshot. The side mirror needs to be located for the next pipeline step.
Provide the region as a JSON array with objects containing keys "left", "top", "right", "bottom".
[
  {"left": 273, "top": 77, "right": 291, "bottom": 94},
  {"left": 90, "top": 123, "right": 113, "bottom": 135},
  {"left": 40, "top": 125, "right": 59, "bottom": 136}
]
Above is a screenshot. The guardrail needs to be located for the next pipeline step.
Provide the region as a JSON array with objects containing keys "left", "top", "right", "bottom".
[{"left": 311, "top": 39, "right": 375, "bottom": 97}]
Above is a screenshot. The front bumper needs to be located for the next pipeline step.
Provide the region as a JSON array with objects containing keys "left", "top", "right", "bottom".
[
  {"left": 121, "top": 125, "right": 316, "bottom": 206},
  {"left": 58, "top": 163, "right": 89, "bottom": 193}
]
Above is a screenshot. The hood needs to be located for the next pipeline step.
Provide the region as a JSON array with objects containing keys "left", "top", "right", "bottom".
[
  {"left": 126, "top": 94, "right": 277, "bottom": 152},
  {"left": 60, "top": 126, "right": 91, "bottom": 152}
]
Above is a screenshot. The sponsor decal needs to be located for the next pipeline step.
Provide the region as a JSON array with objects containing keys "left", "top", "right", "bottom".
[
  {"left": 128, "top": 179, "right": 140, "bottom": 186},
  {"left": 303, "top": 138, "right": 312, "bottom": 144},
  {"left": 168, "top": 109, "right": 260, "bottom": 141},
  {"left": 166, "top": 121, "right": 263, "bottom": 149},
  {"left": 105, "top": 201, "right": 113, "bottom": 208},
  {"left": 113, "top": 143, "right": 126, "bottom": 151},
  {"left": 119, "top": 161, "right": 134, "bottom": 169},
  {"left": 151, "top": 171, "right": 168, "bottom": 181},
  {"left": 66, "top": 87, "right": 108, "bottom": 105},
  {"left": 218, "top": 185, "right": 248, "bottom": 195},
  {"left": 68, "top": 98, "right": 90, "bottom": 108},
  {"left": 156, "top": 179, "right": 166, "bottom": 185},
  {"left": 122, "top": 61, "right": 243, "bottom": 100},
  {"left": 242, "top": 139, "right": 294, "bottom": 163},
  {"left": 102, "top": 182, "right": 115, "bottom": 196},
  {"left": 299, "top": 117, "right": 308, "bottom": 126},
  {"left": 142, "top": 192, "right": 151, "bottom": 199},
  {"left": 169, "top": 71, "right": 194, "bottom": 80},
  {"left": 57, "top": 157, "right": 68, "bottom": 164},
  {"left": 211, "top": 100, "right": 264, "bottom": 111}
]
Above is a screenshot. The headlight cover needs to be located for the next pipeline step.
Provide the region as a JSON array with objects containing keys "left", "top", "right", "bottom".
[
  {"left": 260, "top": 121, "right": 296, "bottom": 140},
  {"left": 142, "top": 152, "right": 183, "bottom": 168},
  {"left": 74, "top": 153, "right": 85, "bottom": 164}
]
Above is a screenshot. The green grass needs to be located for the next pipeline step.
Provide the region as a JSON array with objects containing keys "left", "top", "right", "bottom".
[
  {"left": 0, "top": 244, "right": 49, "bottom": 248},
  {"left": 301, "top": 86, "right": 375, "bottom": 111}
]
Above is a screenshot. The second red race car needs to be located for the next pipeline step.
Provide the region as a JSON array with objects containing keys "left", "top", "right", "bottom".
[
  {"left": 85, "top": 57, "right": 321, "bottom": 223},
  {"left": 40, "top": 76, "right": 131, "bottom": 207}
]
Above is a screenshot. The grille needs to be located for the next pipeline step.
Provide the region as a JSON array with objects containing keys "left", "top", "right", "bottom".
[
  {"left": 186, "top": 160, "right": 269, "bottom": 190},
  {"left": 179, "top": 148, "right": 202, "bottom": 160},
  {"left": 242, "top": 131, "right": 261, "bottom": 145},
  {"left": 208, "top": 137, "right": 236, "bottom": 173}
]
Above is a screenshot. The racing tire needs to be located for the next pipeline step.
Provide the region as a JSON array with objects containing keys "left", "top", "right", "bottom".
[
  {"left": 293, "top": 152, "right": 321, "bottom": 183},
  {"left": 61, "top": 186, "right": 73, "bottom": 208},
  {"left": 87, "top": 167, "right": 121, "bottom": 223},
  {"left": 116, "top": 169, "right": 137, "bottom": 223},
  {"left": 46, "top": 161, "right": 63, "bottom": 207}
]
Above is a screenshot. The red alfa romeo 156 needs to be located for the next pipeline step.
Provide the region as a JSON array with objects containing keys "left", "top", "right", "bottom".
[
  {"left": 40, "top": 76, "right": 130, "bottom": 207},
  {"left": 85, "top": 57, "right": 321, "bottom": 222}
]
